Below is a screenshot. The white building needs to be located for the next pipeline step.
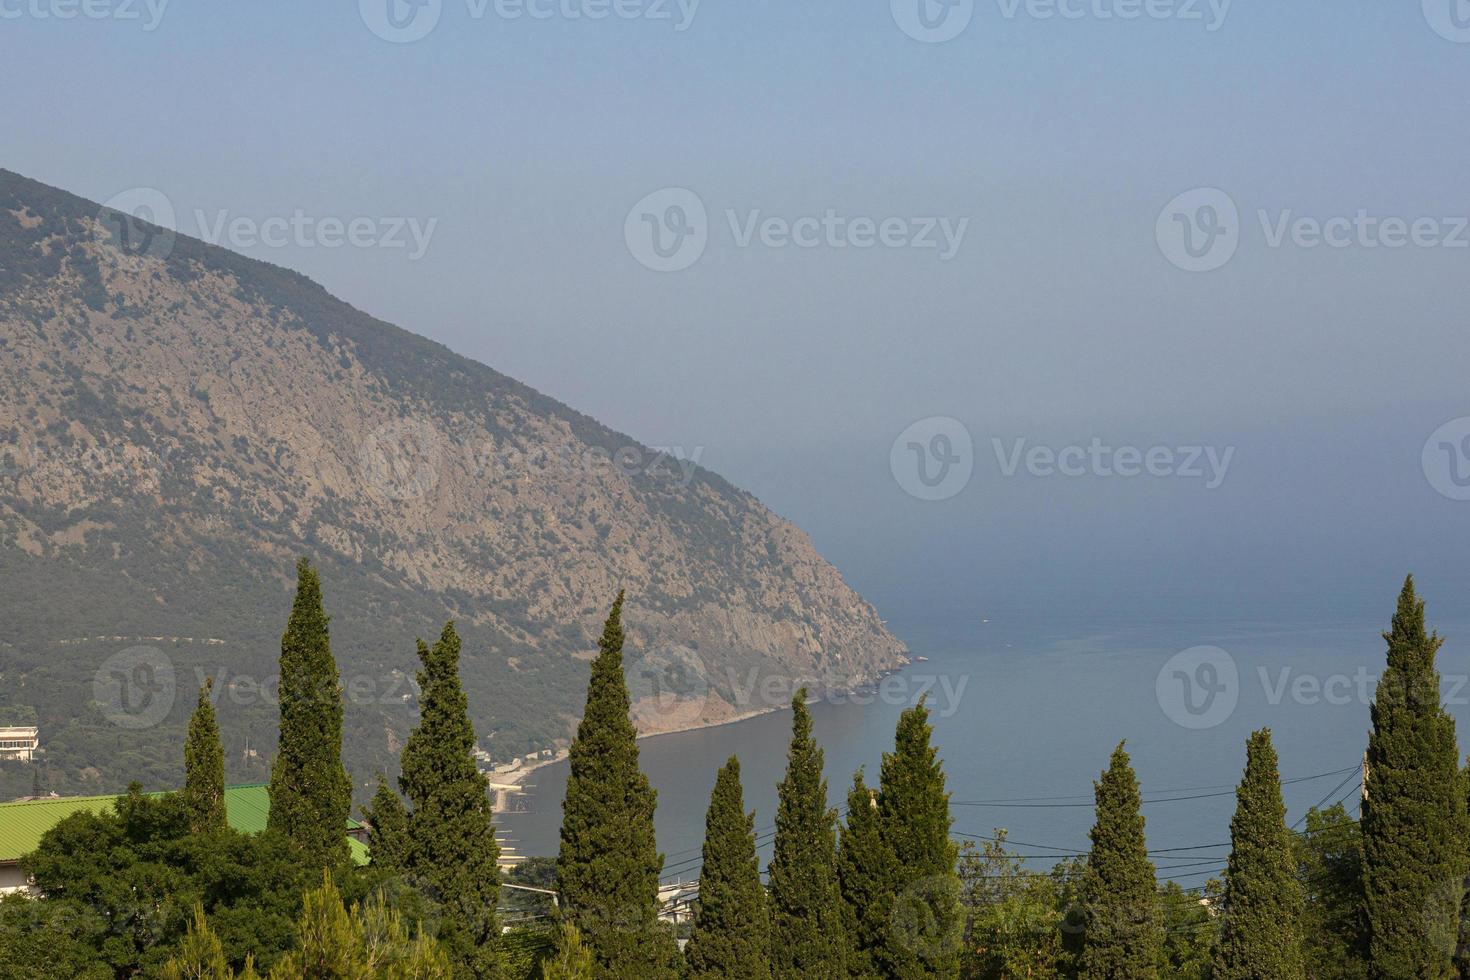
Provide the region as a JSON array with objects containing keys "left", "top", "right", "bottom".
[{"left": 0, "top": 727, "right": 38, "bottom": 762}]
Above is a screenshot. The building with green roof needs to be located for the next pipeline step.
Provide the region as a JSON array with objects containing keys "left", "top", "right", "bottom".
[{"left": 0, "top": 783, "right": 368, "bottom": 894}]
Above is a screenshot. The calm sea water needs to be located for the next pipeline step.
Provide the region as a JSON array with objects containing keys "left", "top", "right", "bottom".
[{"left": 499, "top": 614, "right": 1470, "bottom": 885}]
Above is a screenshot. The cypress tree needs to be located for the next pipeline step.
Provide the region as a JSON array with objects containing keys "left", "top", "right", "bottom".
[
  {"left": 767, "top": 690, "right": 846, "bottom": 979},
  {"left": 364, "top": 770, "right": 410, "bottom": 874},
  {"left": 837, "top": 768, "right": 893, "bottom": 979},
  {"left": 1361, "top": 576, "right": 1469, "bottom": 979},
  {"left": 685, "top": 756, "right": 771, "bottom": 979},
  {"left": 267, "top": 558, "right": 351, "bottom": 868},
  {"left": 1211, "top": 728, "right": 1305, "bottom": 980},
  {"left": 556, "top": 592, "right": 679, "bottom": 979},
  {"left": 1079, "top": 742, "right": 1160, "bottom": 980},
  {"left": 874, "top": 698, "right": 961, "bottom": 979},
  {"left": 398, "top": 622, "right": 502, "bottom": 978},
  {"left": 183, "top": 677, "right": 226, "bottom": 834}
]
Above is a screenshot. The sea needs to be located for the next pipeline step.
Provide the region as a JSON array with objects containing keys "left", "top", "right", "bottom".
[{"left": 497, "top": 612, "right": 1470, "bottom": 886}]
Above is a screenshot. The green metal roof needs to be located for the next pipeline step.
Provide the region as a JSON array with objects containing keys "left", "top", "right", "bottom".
[{"left": 0, "top": 783, "right": 367, "bottom": 866}]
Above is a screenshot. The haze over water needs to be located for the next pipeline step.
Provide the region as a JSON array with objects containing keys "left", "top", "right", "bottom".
[{"left": 502, "top": 600, "right": 1470, "bottom": 880}]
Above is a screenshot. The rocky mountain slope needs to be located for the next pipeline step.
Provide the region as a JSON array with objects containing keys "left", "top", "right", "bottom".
[{"left": 0, "top": 169, "right": 904, "bottom": 800}]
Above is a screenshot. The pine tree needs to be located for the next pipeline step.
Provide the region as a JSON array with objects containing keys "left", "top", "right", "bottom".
[
  {"left": 364, "top": 771, "right": 410, "bottom": 874},
  {"left": 541, "top": 923, "right": 595, "bottom": 980},
  {"left": 556, "top": 593, "right": 679, "bottom": 979},
  {"left": 874, "top": 698, "right": 961, "bottom": 979},
  {"left": 1079, "top": 742, "right": 1160, "bottom": 980},
  {"left": 183, "top": 677, "right": 226, "bottom": 834},
  {"left": 267, "top": 558, "right": 351, "bottom": 869},
  {"left": 685, "top": 756, "right": 771, "bottom": 979},
  {"left": 268, "top": 871, "right": 454, "bottom": 979},
  {"left": 1361, "top": 576, "right": 1469, "bottom": 979},
  {"left": 837, "top": 768, "right": 892, "bottom": 979},
  {"left": 161, "top": 904, "right": 259, "bottom": 980},
  {"left": 767, "top": 690, "right": 846, "bottom": 979},
  {"left": 398, "top": 622, "right": 502, "bottom": 978},
  {"left": 1210, "top": 728, "right": 1305, "bottom": 980}
]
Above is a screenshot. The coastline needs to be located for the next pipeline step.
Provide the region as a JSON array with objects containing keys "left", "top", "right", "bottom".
[{"left": 496, "top": 659, "right": 912, "bottom": 788}]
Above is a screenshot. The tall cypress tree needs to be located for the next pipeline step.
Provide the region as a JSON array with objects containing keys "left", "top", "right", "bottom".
[
  {"left": 685, "top": 756, "right": 771, "bottom": 979},
  {"left": 398, "top": 622, "right": 502, "bottom": 978},
  {"left": 837, "top": 768, "right": 893, "bottom": 979},
  {"left": 363, "top": 770, "right": 410, "bottom": 875},
  {"left": 1079, "top": 742, "right": 1159, "bottom": 980},
  {"left": 556, "top": 593, "right": 679, "bottom": 979},
  {"left": 1211, "top": 728, "right": 1305, "bottom": 979},
  {"left": 267, "top": 558, "right": 351, "bottom": 868},
  {"left": 183, "top": 677, "right": 226, "bottom": 833},
  {"left": 1361, "top": 576, "right": 1468, "bottom": 979},
  {"left": 874, "top": 698, "right": 961, "bottom": 979},
  {"left": 767, "top": 690, "right": 846, "bottom": 979}
]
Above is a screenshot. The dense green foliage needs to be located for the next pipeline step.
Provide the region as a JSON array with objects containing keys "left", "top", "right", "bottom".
[
  {"left": 268, "top": 872, "right": 454, "bottom": 978},
  {"left": 1361, "top": 576, "right": 1469, "bottom": 979},
  {"left": 397, "top": 622, "right": 503, "bottom": 978},
  {"left": 838, "top": 768, "right": 892, "bottom": 978},
  {"left": 1078, "top": 743, "right": 1160, "bottom": 979},
  {"left": 874, "top": 698, "right": 961, "bottom": 978},
  {"left": 540, "top": 922, "right": 595, "bottom": 979},
  {"left": 19, "top": 789, "right": 310, "bottom": 975},
  {"left": 1211, "top": 729, "right": 1304, "bottom": 979},
  {"left": 364, "top": 770, "right": 410, "bottom": 875},
  {"left": 267, "top": 558, "right": 352, "bottom": 870},
  {"left": 684, "top": 756, "right": 771, "bottom": 979},
  {"left": 767, "top": 691, "right": 847, "bottom": 979},
  {"left": 184, "top": 677, "right": 227, "bottom": 833},
  {"left": 556, "top": 593, "right": 679, "bottom": 978},
  {"left": 957, "top": 832, "right": 1074, "bottom": 979},
  {"left": 1296, "top": 802, "right": 1368, "bottom": 980}
]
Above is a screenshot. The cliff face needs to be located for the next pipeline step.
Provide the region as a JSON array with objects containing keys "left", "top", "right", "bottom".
[{"left": 0, "top": 170, "right": 904, "bottom": 796}]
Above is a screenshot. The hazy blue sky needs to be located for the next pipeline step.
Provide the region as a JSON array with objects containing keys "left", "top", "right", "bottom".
[{"left": 6, "top": 0, "right": 1470, "bottom": 630}]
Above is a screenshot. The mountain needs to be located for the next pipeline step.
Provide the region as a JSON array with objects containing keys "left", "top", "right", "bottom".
[{"left": 0, "top": 169, "right": 904, "bottom": 801}]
